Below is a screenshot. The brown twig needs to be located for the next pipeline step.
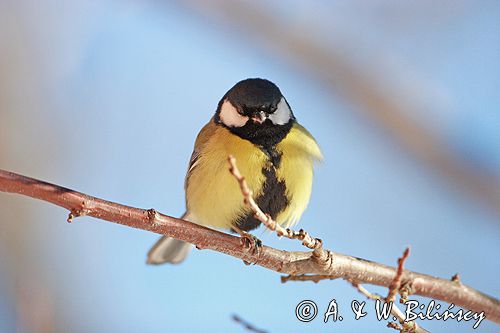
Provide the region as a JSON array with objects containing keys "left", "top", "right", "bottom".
[
  {"left": 0, "top": 168, "right": 499, "bottom": 324},
  {"left": 228, "top": 155, "right": 323, "bottom": 251},
  {"left": 232, "top": 314, "right": 268, "bottom": 333},
  {"left": 353, "top": 283, "right": 429, "bottom": 333},
  {"left": 387, "top": 247, "right": 411, "bottom": 303}
]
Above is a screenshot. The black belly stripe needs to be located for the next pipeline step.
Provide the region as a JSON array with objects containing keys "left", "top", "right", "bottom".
[
  {"left": 234, "top": 147, "right": 289, "bottom": 232},
  {"left": 261, "top": 145, "right": 282, "bottom": 168}
]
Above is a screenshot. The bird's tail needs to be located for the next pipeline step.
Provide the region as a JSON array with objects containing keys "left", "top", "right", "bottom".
[{"left": 146, "top": 212, "right": 193, "bottom": 265}]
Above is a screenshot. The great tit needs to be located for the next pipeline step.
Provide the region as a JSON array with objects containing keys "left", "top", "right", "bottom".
[{"left": 147, "top": 78, "right": 322, "bottom": 265}]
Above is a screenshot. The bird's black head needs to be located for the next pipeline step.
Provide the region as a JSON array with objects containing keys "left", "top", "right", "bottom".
[{"left": 214, "top": 78, "right": 295, "bottom": 148}]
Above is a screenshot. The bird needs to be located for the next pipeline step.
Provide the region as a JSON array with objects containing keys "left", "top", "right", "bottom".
[{"left": 147, "top": 78, "right": 322, "bottom": 265}]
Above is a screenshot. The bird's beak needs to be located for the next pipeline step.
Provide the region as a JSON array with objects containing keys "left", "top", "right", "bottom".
[{"left": 251, "top": 111, "right": 267, "bottom": 124}]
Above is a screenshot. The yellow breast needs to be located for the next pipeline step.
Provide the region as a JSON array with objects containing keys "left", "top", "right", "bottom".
[
  {"left": 275, "top": 123, "right": 322, "bottom": 227},
  {"left": 185, "top": 121, "right": 322, "bottom": 229},
  {"left": 185, "top": 123, "right": 267, "bottom": 228}
]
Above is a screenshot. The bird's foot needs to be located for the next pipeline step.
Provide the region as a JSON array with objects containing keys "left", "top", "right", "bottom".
[
  {"left": 232, "top": 226, "right": 262, "bottom": 263},
  {"left": 239, "top": 232, "right": 262, "bottom": 255}
]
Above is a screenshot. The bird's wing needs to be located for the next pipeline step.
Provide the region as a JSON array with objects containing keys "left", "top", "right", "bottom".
[{"left": 184, "top": 118, "right": 218, "bottom": 190}]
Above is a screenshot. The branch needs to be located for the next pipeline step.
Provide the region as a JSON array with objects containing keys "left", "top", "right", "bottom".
[{"left": 0, "top": 168, "right": 499, "bottom": 324}]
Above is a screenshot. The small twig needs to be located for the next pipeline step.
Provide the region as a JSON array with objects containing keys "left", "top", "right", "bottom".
[
  {"left": 353, "top": 283, "right": 429, "bottom": 333},
  {"left": 354, "top": 248, "right": 427, "bottom": 333},
  {"left": 399, "top": 282, "right": 413, "bottom": 303},
  {"left": 228, "top": 155, "right": 322, "bottom": 251},
  {"left": 387, "top": 247, "right": 410, "bottom": 303},
  {"left": 232, "top": 314, "right": 268, "bottom": 333}
]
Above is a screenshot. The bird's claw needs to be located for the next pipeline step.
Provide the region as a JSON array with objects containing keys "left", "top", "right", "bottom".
[{"left": 239, "top": 232, "right": 262, "bottom": 256}]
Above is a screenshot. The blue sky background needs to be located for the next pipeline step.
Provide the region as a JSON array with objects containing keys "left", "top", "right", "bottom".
[{"left": 0, "top": 1, "right": 499, "bottom": 332}]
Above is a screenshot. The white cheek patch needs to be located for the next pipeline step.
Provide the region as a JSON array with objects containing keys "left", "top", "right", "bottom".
[
  {"left": 219, "top": 99, "right": 248, "bottom": 128},
  {"left": 269, "top": 98, "right": 291, "bottom": 125}
]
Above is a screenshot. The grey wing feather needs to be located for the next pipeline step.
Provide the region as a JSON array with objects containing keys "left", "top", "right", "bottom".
[{"left": 184, "top": 148, "right": 201, "bottom": 191}]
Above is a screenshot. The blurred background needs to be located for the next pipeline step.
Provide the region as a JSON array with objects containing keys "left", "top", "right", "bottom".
[{"left": 1, "top": 0, "right": 499, "bottom": 332}]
